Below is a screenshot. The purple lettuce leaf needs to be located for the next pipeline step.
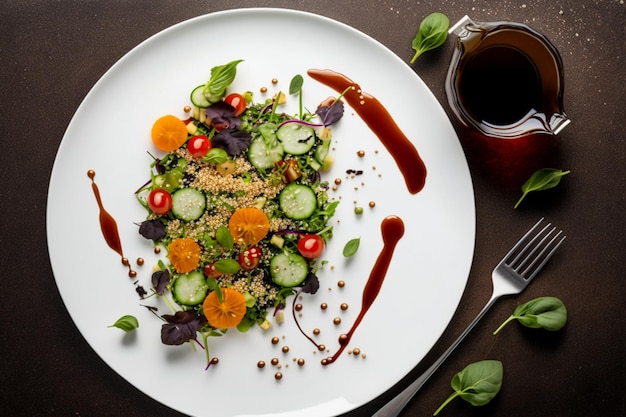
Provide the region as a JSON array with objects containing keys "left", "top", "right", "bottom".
[
  {"left": 316, "top": 101, "right": 344, "bottom": 126},
  {"left": 160, "top": 310, "right": 206, "bottom": 346},
  {"left": 205, "top": 101, "right": 240, "bottom": 131},
  {"left": 151, "top": 269, "right": 171, "bottom": 296},
  {"left": 138, "top": 219, "right": 166, "bottom": 241},
  {"left": 211, "top": 128, "right": 252, "bottom": 156}
]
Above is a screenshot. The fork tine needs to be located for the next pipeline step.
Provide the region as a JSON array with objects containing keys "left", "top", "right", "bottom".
[
  {"left": 504, "top": 218, "right": 566, "bottom": 281},
  {"left": 519, "top": 231, "right": 566, "bottom": 280}
]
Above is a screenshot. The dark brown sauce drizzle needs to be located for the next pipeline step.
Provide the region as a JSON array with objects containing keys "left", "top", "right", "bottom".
[
  {"left": 309, "top": 215, "right": 405, "bottom": 365},
  {"left": 307, "top": 69, "right": 427, "bottom": 194},
  {"left": 87, "top": 170, "right": 136, "bottom": 278}
]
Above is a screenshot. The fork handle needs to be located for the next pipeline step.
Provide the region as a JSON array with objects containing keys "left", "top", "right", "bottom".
[{"left": 371, "top": 295, "right": 500, "bottom": 417}]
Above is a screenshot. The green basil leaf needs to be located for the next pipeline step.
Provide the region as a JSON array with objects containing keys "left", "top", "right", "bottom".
[
  {"left": 434, "top": 360, "right": 503, "bottom": 415},
  {"left": 108, "top": 315, "right": 139, "bottom": 332},
  {"left": 514, "top": 168, "right": 570, "bottom": 208},
  {"left": 289, "top": 74, "right": 304, "bottom": 95},
  {"left": 214, "top": 258, "right": 240, "bottom": 274},
  {"left": 215, "top": 226, "right": 234, "bottom": 250},
  {"left": 493, "top": 296, "right": 567, "bottom": 334},
  {"left": 202, "top": 148, "right": 229, "bottom": 165},
  {"left": 343, "top": 237, "right": 361, "bottom": 257},
  {"left": 410, "top": 12, "right": 449, "bottom": 64},
  {"left": 203, "top": 59, "right": 243, "bottom": 101}
]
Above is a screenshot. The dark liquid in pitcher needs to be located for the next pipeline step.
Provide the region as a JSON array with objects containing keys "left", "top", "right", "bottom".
[{"left": 459, "top": 46, "right": 541, "bottom": 126}]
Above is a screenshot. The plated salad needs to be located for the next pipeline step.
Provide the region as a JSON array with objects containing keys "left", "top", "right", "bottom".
[{"left": 135, "top": 60, "right": 345, "bottom": 365}]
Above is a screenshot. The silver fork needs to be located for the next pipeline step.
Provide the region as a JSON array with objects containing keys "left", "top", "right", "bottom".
[{"left": 372, "top": 218, "right": 566, "bottom": 417}]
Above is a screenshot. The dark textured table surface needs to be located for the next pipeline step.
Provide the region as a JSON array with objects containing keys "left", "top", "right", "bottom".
[{"left": 2, "top": 1, "right": 624, "bottom": 416}]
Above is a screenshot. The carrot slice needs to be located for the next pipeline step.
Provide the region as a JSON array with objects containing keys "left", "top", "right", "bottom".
[
  {"left": 203, "top": 288, "right": 247, "bottom": 328},
  {"left": 151, "top": 115, "right": 188, "bottom": 152},
  {"left": 228, "top": 207, "right": 270, "bottom": 245},
  {"left": 168, "top": 237, "right": 201, "bottom": 273}
]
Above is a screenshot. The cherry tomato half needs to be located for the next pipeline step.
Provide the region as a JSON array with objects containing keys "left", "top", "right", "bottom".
[
  {"left": 297, "top": 235, "right": 325, "bottom": 259},
  {"left": 204, "top": 262, "right": 222, "bottom": 278},
  {"left": 238, "top": 246, "right": 263, "bottom": 270},
  {"left": 147, "top": 188, "right": 172, "bottom": 215},
  {"left": 224, "top": 93, "right": 247, "bottom": 117},
  {"left": 187, "top": 135, "right": 211, "bottom": 158}
]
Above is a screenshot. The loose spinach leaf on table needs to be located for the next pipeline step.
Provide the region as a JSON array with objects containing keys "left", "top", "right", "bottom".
[
  {"left": 433, "top": 360, "right": 503, "bottom": 415},
  {"left": 514, "top": 168, "right": 570, "bottom": 208},
  {"left": 410, "top": 12, "right": 449, "bottom": 64},
  {"left": 493, "top": 296, "right": 567, "bottom": 335}
]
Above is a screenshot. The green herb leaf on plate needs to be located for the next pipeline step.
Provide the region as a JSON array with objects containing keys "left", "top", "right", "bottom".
[
  {"left": 343, "top": 237, "right": 361, "bottom": 257},
  {"left": 433, "top": 360, "right": 503, "bottom": 415},
  {"left": 514, "top": 168, "right": 570, "bottom": 209},
  {"left": 108, "top": 315, "right": 139, "bottom": 332},
  {"left": 493, "top": 296, "right": 567, "bottom": 335},
  {"left": 411, "top": 12, "right": 449, "bottom": 64}
]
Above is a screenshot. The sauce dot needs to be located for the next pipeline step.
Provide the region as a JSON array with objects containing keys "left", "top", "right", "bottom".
[
  {"left": 271, "top": 78, "right": 278, "bottom": 84},
  {"left": 136, "top": 258, "right": 144, "bottom": 266},
  {"left": 340, "top": 303, "right": 349, "bottom": 311},
  {"left": 260, "top": 86, "right": 268, "bottom": 93},
  {"left": 128, "top": 270, "right": 137, "bottom": 278},
  {"left": 369, "top": 201, "right": 376, "bottom": 208},
  {"left": 337, "top": 280, "right": 345, "bottom": 288},
  {"left": 295, "top": 304, "right": 303, "bottom": 311},
  {"left": 271, "top": 358, "right": 279, "bottom": 366},
  {"left": 274, "top": 372, "right": 283, "bottom": 380},
  {"left": 183, "top": 105, "right": 191, "bottom": 113},
  {"left": 313, "top": 328, "right": 321, "bottom": 335},
  {"left": 318, "top": 344, "right": 326, "bottom": 351},
  {"left": 333, "top": 317, "right": 342, "bottom": 325},
  {"left": 320, "top": 303, "right": 328, "bottom": 310},
  {"left": 210, "top": 357, "right": 219, "bottom": 365},
  {"left": 154, "top": 247, "right": 161, "bottom": 254},
  {"left": 352, "top": 348, "right": 361, "bottom": 356},
  {"left": 297, "top": 358, "right": 305, "bottom": 366},
  {"left": 271, "top": 337, "right": 280, "bottom": 345},
  {"left": 338, "top": 334, "right": 349, "bottom": 345},
  {"left": 334, "top": 178, "right": 342, "bottom": 185},
  {"left": 257, "top": 360, "right": 266, "bottom": 368},
  {"left": 282, "top": 346, "right": 290, "bottom": 353},
  {"left": 121, "top": 257, "right": 129, "bottom": 266},
  {"left": 321, "top": 358, "right": 329, "bottom": 366},
  {"left": 357, "top": 150, "right": 365, "bottom": 157}
]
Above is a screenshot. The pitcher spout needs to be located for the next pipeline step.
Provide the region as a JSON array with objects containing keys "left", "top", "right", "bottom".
[{"left": 549, "top": 113, "right": 570, "bottom": 135}]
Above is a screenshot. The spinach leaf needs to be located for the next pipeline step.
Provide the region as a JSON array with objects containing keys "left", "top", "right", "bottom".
[
  {"left": 493, "top": 296, "right": 567, "bottom": 335},
  {"left": 108, "top": 315, "right": 139, "bottom": 332},
  {"left": 203, "top": 59, "right": 243, "bottom": 103},
  {"left": 343, "top": 237, "right": 361, "bottom": 257},
  {"left": 289, "top": 74, "right": 304, "bottom": 95},
  {"left": 514, "top": 168, "right": 570, "bottom": 208},
  {"left": 410, "top": 12, "right": 449, "bottom": 64},
  {"left": 434, "top": 360, "right": 503, "bottom": 415}
]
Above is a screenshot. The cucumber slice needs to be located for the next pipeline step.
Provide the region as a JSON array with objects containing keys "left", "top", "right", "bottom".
[
  {"left": 276, "top": 123, "right": 316, "bottom": 155},
  {"left": 248, "top": 136, "right": 284, "bottom": 170},
  {"left": 171, "top": 188, "right": 206, "bottom": 221},
  {"left": 278, "top": 183, "right": 317, "bottom": 220},
  {"left": 173, "top": 271, "right": 208, "bottom": 305},
  {"left": 190, "top": 84, "right": 211, "bottom": 108},
  {"left": 270, "top": 252, "right": 309, "bottom": 287}
]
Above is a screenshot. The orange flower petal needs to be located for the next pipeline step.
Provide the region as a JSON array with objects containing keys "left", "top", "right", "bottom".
[
  {"left": 168, "top": 238, "right": 201, "bottom": 273},
  {"left": 151, "top": 115, "right": 188, "bottom": 152},
  {"left": 228, "top": 207, "right": 270, "bottom": 245},
  {"left": 203, "top": 288, "right": 247, "bottom": 329}
]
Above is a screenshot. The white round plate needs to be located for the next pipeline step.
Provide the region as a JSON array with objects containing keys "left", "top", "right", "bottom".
[{"left": 47, "top": 8, "right": 475, "bottom": 417}]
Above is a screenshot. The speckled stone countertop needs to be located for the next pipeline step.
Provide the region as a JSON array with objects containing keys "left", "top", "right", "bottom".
[{"left": 2, "top": 1, "right": 624, "bottom": 416}]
